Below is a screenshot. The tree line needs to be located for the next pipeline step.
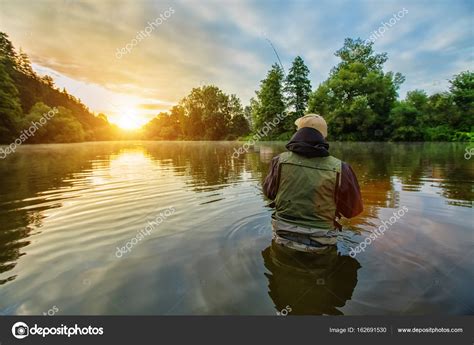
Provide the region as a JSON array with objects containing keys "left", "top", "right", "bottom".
[
  {"left": 142, "top": 87, "right": 250, "bottom": 140},
  {"left": 249, "top": 38, "right": 473, "bottom": 141},
  {"left": 1, "top": 32, "right": 472, "bottom": 143},
  {"left": 0, "top": 32, "right": 122, "bottom": 144}
]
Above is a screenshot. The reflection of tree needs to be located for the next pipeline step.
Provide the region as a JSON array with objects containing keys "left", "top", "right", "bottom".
[
  {"left": 1, "top": 141, "right": 470, "bottom": 286},
  {"left": 262, "top": 241, "right": 361, "bottom": 315},
  {"left": 143, "top": 142, "right": 247, "bottom": 192},
  {"left": 254, "top": 142, "right": 473, "bottom": 230},
  {"left": 379, "top": 142, "right": 474, "bottom": 205},
  {"left": 0, "top": 143, "right": 126, "bottom": 284},
  {"left": 426, "top": 144, "right": 474, "bottom": 205}
]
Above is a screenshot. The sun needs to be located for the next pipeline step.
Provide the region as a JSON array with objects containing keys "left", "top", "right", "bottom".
[{"left": 117, "top": 111, "right": 142, "bottom": 130}]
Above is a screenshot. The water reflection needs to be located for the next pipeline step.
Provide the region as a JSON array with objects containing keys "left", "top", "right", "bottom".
[
  {"left": 143, "top": 142, "right": 247, "bottom": 192},
  {"left": 0, "top": 143, "right": 137, "bottom": 284},
  {"left": 262, "top": 241, "right": 360, "bottom": 315},
  {"left": 0, "top": 142, "right": 472, "bottom": 315}
]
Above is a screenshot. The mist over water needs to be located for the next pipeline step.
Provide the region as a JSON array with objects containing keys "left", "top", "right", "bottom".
[{"left": 0, "top": 141, "right": 472, "bottom": 315}]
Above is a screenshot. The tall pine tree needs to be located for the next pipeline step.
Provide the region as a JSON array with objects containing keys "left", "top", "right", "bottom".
[
  {"left": 251, "top": 63, "right": 286, "bottom": 136},
  {"left": 0, "top": 61, "right": 22, "bottom": 142},
  {"left": 284, "top": 56, "right": 312, "bottom": 130},
  {"left": 0, "top": 33, "right": 22, "bottom": 142}
]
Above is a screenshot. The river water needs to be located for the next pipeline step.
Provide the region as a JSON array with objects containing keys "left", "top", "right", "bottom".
[{"left": 0, "top": 141, "right": 472, "bottom": 315}]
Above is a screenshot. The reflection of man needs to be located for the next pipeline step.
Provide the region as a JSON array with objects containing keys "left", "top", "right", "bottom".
[
  {"left": 262, "top": 241, "right": 361, "bottom": 315},
  {"left": 263, "top": 114, "right": 363, "bottom": 252}
]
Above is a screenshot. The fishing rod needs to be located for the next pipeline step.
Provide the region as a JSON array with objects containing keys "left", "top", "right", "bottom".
[{"left": 265, "top": 38, "right": 286, "bottom": 76}]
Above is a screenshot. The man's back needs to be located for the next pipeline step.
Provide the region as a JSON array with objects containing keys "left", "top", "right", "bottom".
[
  {"left": 274, "top": 152, "right": 341, "bottom": 229},
  {"left": 263, "top": 114, "right": 363, "bottom": 252}
]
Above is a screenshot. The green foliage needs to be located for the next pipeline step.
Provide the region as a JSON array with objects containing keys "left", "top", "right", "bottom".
[
  {"left": 306, "top": 39, "right": 470, "bottom": 142},
  {"left": 143, "top": 86, "right": 250, "bottom": 140},
  {"left": 0, "top": 32, "right": 116, "bottom": 144},
  {"left": 388, "top": 86, "right": 472, "bottom": 141},
  {"left": 228, "top": 95, "right": 250, "bottom": 136},
  {"left": 143, "top": 109, "right": 182, "bottom": 140},
  {"left": 165, "top": 46, "right": 469, "bottom": 142},
  {"left": 251, "top": 64, "right": 286, "bottom": 137},
  {"left": 308, "top": 38, "right": 404, "bottom": 140},
  {"left": 181, "top": 86, "right": 229, "bottom": 139},
  {"left": 1, "top": 31, "right": 472, "bottom": 143},
  {"left": 450, "top": 71, "right": 474, "bottom": 111},
  {"left": 0, "top": 60, "right": 22, "bottom": 142},
  {"left": 23, "top": 103, "right": 85, "bottom": 143},
  {"left": 389, "top": 102, "right": 422, "bottom": 141},
  {"left": 284, "top": 56, "right": 312, "bottom": 129},
  {"left": 230, "top": 113, "right": 250, "bottom": 137},
  {"left": 332, "top": 38, "right": 388, "bottom": 73},
  {"left": 422, "top": 125, "right": 454, "bottom": 142},
  {"left": 452, "top": 131, "right": 473, "bottom": 142},
  {"left": 0, "top": 32, "right": 17, "bottom": 68}
]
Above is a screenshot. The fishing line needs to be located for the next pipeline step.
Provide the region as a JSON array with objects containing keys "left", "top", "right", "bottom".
[{"left": 265, "top": 38, "right": 285, "bottom": 76}]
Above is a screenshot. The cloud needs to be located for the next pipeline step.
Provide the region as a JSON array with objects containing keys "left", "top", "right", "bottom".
[
  {"left": 0, "top": 0, "right": 472, "bottom": 120},
  {"left": 139, "top": 102, "right": 174, "bottom": 110}
]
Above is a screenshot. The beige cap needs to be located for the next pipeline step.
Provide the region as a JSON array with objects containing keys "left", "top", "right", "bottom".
[{"left": 294, "top": 114, "right": 328, "bottom": 138}]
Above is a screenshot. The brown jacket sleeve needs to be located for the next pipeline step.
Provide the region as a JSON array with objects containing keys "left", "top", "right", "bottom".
[
  {"left": 337, "top": 162, "right": 363, "bottom": 218},
  {"left": 263, "top": 156, "right": 280, "bottom": 200}
]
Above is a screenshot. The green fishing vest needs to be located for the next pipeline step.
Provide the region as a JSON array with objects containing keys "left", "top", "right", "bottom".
[{"left": 274, "top": 152, "right": 342, "bottom": 229}]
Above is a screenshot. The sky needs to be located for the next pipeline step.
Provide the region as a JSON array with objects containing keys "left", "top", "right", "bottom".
[{"left": 0, "top": 0, "right": 472, "bottom": 128}]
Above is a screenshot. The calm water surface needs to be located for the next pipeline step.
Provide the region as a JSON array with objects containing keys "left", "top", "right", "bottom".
[{"left": 0, "top": 141, "right": 472, "bottom": 315}]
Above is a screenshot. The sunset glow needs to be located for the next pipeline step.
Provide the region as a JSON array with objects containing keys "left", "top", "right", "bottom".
[
  {"left": 1, "top": 0, "right": 470, "bottom": 127},
  {"left": 116, "top": 110, "right": 148, "bottom": 130},
  {"left": 117, "top": 115, "right": 139, "bottom": 130}
]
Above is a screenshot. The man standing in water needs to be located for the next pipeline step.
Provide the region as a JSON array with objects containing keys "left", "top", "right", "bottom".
[{"left": 263, "top": 114, "right": 363, "bottom": 253}]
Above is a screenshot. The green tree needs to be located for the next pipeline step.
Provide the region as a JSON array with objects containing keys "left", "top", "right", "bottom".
[
  {"left": 0, "top": 32, "right": 17, "bottom": 69},
  {"left": 450, "top": 71, "right": 474, "bottom": 111},
  {"left": 389, "top": 93, "right": 424, "bottom": 141},
  {"left": 251, "top": 63, "right": 286, "bottom": 136},
  {"left": 144, "top": 88, "right": 244, "bottom": 141},
  {"left": 1, "top": 31, "right": 120, "bottom": 143},
  {"left": 307, "top": 82, "right": 333, "bottom": 117},
  {"left": 15, "top": 49, "right": 35, "bottom": 78},
  {"left": 308, "top": 38, "right": 404, "bottom": 140},
  {"left": 228, "top": 94, "right": 243, "bottom": 119},
  {"left": 47, "top": 108, "right": 85, "bottom": 142},
  {"left": 180, "top": 85, "right": 232, "bottom": 140},
  {"left": 228, "top": 94, "right": 250, "bottom": 137},
  {"left": 143, "top": 111, "right": 181, "bottom": 140},
  {"left": 389, "top": 89, "right": 468, "bottom": 141},
  {"left": 23, "top": 103, "right": 85, "bottom": 143},
  {"left": 0, "top": 61, "right": 22, "bottom": 142},
  {"left": 284, "top": 56, "right": 312, "bottom": 129},
  {"left": 244, "top": 104, "right": 253, "bottom": 130},
  {"left": 448, "top": 71, "right": 474, "bottom": 135}
]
